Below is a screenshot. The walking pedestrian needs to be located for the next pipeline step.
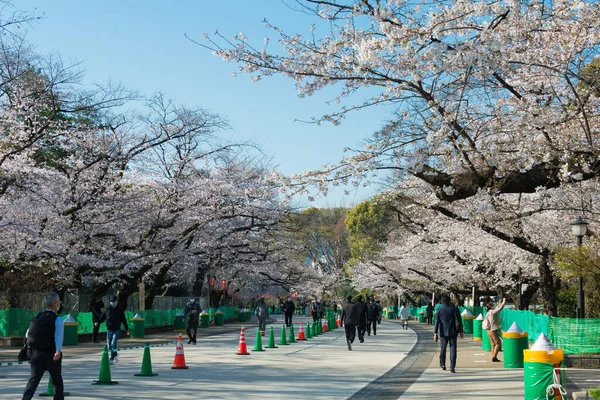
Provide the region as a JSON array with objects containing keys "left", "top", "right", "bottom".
[
  {"left": 22, "top": 292, "right": 64, "bottom": 400},
  {"left": 484, "top": 298, "right": 506, "bottom": 362},
  {"left": 95, "top": 296, "right": 129, "bottom": 364},
  {"left": 255, "top": 297, "right": 269, "bottom": 336},
  {"left": 184, "top": 295, "right": 200, "bottom": 344},
  {"left": 341, "top": 295, "right": 357, "bottom": 350},
  {"left": 399, "top": 303, "right": 410, "bottom": 330},
  {"left": 376, "top": 300, "right": 382, "bottom": 324},
  {"left": 426, "top": 303, "right": 434, "bottom": 325},
  {"left": 283, "top": 298, "right": 295, "bottom": 327},
  {"left": 355, "top": 296, "right": 368, "bottom": 343},
  {"left": 311, "top": 299, "right": 321, "bottom": 322},
  {"left": 90, "top": 295, "right": 105, "bottom": 343},
  {"left": 366, "top": 297, "right": 379, "bottom": 336},
  {"left": 434, "top": 294, "right": 464, "bottom": 373},
  {"left": 393, "top": 304, "right": 399, "bottom": 320}
]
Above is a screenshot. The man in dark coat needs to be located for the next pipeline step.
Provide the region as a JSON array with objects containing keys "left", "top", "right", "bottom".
[
  {"left": 341, "top": 295, "right": 357, "bottom": 350},
  {"left": 354, "top": 295, "right": 369, "bottom": 343},
  {"left": 22, "top": 292, "right": 64, "bottom": 400},
  {"left": 184, "top": 295, "right": 201, "bottom": 344},
  {"left": 95, "top": 295, "right": 129, "bottom": 364},
  {"left": 434, "top": 294, "right": 464, "bottom": 373},
  {"left": 426, "top": 303, "right": 434, "bottom": 325},
  {"left": 283, "top": 298, "right": 295, "bottom": 327},
  {"left": 366, "top": 297, "right": 379, "bottom": 336},
  {"left": 90, "top": 295, "right": 105, "bottom": 343}
]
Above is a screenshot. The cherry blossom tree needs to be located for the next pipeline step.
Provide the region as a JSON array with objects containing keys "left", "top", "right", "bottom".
[{"left": 197, "top": 0, "right": 600, "bottom": 313}]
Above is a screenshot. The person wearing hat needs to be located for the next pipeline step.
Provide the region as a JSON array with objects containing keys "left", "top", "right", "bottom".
[
  {"left": 95, "top": 295, "right": 129, "bottom": 364},
  {"left": 341, "top": 295, "right": 358, "bottom": 350},
  {"left": 184, "top": 295, "right": 201, "bottom": 344}
]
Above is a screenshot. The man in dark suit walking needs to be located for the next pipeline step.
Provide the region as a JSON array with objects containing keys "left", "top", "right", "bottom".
[
  {"left": 341, "top": 295, "right": 357, "bottom": 350},
  {"left": 434, "top": 294, "right": 463, "bottom": 373}
]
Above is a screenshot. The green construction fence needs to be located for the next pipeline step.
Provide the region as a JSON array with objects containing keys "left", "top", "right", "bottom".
[
  {"left": 0, "top": 306, "right": 240, "bottom": 337},
  {"left": 402, "top": 304, "right": 599, "bottom": 355}
]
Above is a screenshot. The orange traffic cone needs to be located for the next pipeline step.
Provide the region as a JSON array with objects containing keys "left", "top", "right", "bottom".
[
  {"left": 171, "top": 335, "right": 189, "bottom": 369},
  {"left": 236, "top": 327, "right": 250, "bottom": 355},
  {"left": 297, "top": 322, "right": 307, "bottom": 341},
  {"left": 322, "top": 318, "right": 328, "bottom": 333},
  {"left": 336, "top": 314, "right": 341, "bottom": 327}
]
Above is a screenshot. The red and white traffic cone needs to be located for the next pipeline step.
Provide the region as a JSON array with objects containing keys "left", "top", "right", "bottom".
[
  {"left": 236, "top": 327, "right": 250, "bottom": 355},
  {"left": 297, "top": 322, "right": 307, "bottom": 341},
  {"left": 322, "top": 318, "right": 328, "bottom": 333},
  {"left": 171, "top": 335, "right": 188, "bottom": 369}
]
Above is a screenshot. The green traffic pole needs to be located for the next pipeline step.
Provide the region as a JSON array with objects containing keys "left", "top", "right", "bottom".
[
  {"left": 266, "top": 326, "right": 278, "bottom": 348},
  {"left": 288, "top": 324, "right": 296, "bottom": 343},
  {"left": 134, "top": 341, "right": 158, "bottom": 376},
  {"left": 252, "top": 329, "right": 265, "bottom": 351},
  {"left": 279, "top": 325, "right": 289, "bottom": 345}
]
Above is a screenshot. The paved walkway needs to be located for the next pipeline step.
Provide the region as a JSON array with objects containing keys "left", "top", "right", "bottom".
[{"left": 0, "top": 316, "right": 595, "bottom": 398}]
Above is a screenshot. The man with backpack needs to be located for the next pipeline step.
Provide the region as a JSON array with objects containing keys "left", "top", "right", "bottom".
[
  {"left": 355, "top": 296, "right": 369, "bottom": 343},
  {"left": 22, "top": 292, "right": 64, "bottom": 400}
]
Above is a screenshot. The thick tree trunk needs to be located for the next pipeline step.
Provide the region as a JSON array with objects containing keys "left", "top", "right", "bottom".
[
  {"left": 144, "top": 265, "right": 170, "bottom": 310},
  {"left": 192, "top": 264, "right": 209, "bottom": 297},
  {"left": 117, "top": 278, "right": 139, "bottom": 310},
  {"left": 517, "top": 282, "right": 540, "bottom": 311},
  {"left": 538, "top": 255, "right": 558, "bottom": 315}
]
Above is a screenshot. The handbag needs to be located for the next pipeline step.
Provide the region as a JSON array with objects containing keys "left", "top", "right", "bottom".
[{"left": 18, "top": 339, "right": 32, "bottom": 362}]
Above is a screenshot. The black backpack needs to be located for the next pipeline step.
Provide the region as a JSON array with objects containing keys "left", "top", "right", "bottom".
[
  {"left": 27, "top": 311, "right": 57, "bottom": 351},
  {"left": 368, "top": 303, "right": 377, "bottom": 317}
]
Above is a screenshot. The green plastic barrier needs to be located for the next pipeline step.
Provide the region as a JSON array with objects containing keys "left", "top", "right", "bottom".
[
  {"left": 418, "top": 312, "right": 425, "bottom": 323},
  {"left": 63, "top": 320, "right": 78, "bottom": 346},
  {"left": 174, "top": 314, "right": 186, "bottom": 333},
  {"left": 482, "top": 328, "right": 491, "bottom": 351},
  {"left": 500, "top": 308, "right": 551, "bottom": 344},
  {"left": 199, "top": 312, "right": 209, "bottom": 328},
  {"left": 214, "top": 312, "right": 224, "bottom": 326},
  {"left": 523, "top": 348, "right": 564, "bottom": 400},
  {"left": 387, "top": 307, "right": 394, "bottom": 320},
  {"left": 129, "top": 316, "right": 145, "bottom": 339},
  {"left": 473, "top": 317, "right": 483, "bottom": 341},
  {"left": 503, "top": 331, "right": 528, "bottom": 368},
  {"left": 462, "top": 316, "right": 474, "bottom": 334}
]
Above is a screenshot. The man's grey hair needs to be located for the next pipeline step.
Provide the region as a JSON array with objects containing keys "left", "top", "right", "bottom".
[{"left": 44, "top": 292, "right": 60, "bottom": 308}]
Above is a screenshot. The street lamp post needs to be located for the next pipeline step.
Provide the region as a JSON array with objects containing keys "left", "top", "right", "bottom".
[{"left": 570, "top": 216, "right": 588, "bottom": 319}]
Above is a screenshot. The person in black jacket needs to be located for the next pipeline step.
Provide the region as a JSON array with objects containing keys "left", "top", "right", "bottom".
[
  {"left": 366, "top": 297, "right": 379, "bottom": 336},
  {"left": 95, "top": 296, "right": 129, "bottom": 364},
  {"left": 341, "top": 295, "right": 357, "bottom": 350},
  {"left": 354, "top": 296, "right": 369, "bottom": 343},
  {"left": 426, "top": 303, "right": 434, "bottom": 325},
  {"left": 90, "top": 296, "right": 105, "bottom": 343},
  {"left": 22, "top": 292, "right": 64, "bottom": 400},
  {"left": 184, "top": 296, "right": 201, "bottom": 344},
  {"left": 434, "top": 294, "right": 464, "bottom": 373},
  {"left": 283, "top": 298, "right": 295, "bottom": 327}
]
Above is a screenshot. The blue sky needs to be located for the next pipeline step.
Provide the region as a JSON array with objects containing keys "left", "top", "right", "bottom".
[{"left": 16, "top": 0, "right": 392, "bottom": 208}]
